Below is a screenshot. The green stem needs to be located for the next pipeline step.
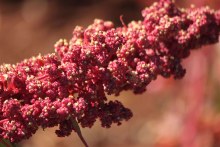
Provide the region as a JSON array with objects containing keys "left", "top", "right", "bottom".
[
  {"left": 71, "top": 118, "right": 89, "bottom": 147},
  {"left": 0, "top": 139, "right": 12, "bottom": 147}
]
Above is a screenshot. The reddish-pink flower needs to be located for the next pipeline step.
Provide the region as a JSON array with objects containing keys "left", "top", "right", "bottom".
[{"left": 0, "top": 0, "right": 219, "bottom": 144}]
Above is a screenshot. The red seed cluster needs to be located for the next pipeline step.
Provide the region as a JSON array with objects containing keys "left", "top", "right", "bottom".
[{"left": 0, "top": 0, "right": 219, "bottom": 143}]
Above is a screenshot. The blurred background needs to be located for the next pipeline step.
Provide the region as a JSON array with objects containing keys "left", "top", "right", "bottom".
[{"left": 0, "top": 0, "right": 219, "bottom": 147}]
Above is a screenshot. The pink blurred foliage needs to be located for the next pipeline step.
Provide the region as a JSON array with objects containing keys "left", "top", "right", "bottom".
[{"left": 133, "top": 1, "right": 220, "bottom": 147}]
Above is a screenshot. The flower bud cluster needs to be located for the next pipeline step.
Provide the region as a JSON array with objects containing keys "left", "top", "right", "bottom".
[{"left": 0, "top": 0, "right": 219, "bottom": 143}]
